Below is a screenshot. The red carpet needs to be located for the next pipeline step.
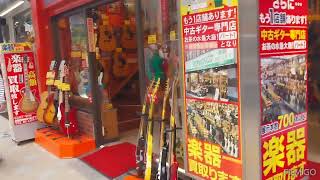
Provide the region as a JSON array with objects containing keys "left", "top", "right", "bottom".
[{"left": 81, "top": 142, "right": 136, "bottom": 178}]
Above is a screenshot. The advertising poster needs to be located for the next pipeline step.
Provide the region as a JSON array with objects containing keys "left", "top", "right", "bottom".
[
  {"left": 180, "top": 1, "right": 242, "bottom": 179},
  {"left": 0, "top": 46, "right": 40, "bottom": 125},
  {"left": 259, "top": 0, "right": 308, "bottom": 179}
]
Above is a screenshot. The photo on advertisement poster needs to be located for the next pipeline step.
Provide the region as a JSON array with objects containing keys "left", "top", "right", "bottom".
[
  {"left": 186, "top": 99, "right": 239, "bottom": 158},
  {"left": 185, "top": 48, "right": 238, "bottom": 102},
  {"left": 261, "top": 54, "right": 307, "bottom": 125}
]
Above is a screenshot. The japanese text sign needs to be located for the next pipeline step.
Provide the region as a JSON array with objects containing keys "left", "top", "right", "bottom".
[
  {"left": 3, "top": 52, "right": 40, "bottom": 125},
  {"left": 259, "top": 0, "right": 308, "bottom": 179},
  {"left": 181, "top": 1, "right": 242, "bottom": 179}
]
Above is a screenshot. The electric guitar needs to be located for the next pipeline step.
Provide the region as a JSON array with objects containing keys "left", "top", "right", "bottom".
[
  {"left": 59, "top": 64, "right": 79, "bottom": 137},
  {"left": 169, "top": 77, "right": 179, "bottom": 180},
  {"left": 99, "top": 25, "right": 117, "bottom": 52},
  {"left": 56, "top": 60, "right": 66, "bottom": 123},
  {"left": 37, "top": 61, "right": 57, "bottom": 122},
  {"left": 136, "top": 78, "right": 155, "bottom": 177},
  {"left": 144, "top": 78, "right": 161, "bottom": 180},
  {"left": 156, "top": 78, "right": 171, "bottom": 180},
  {"left": 19, "top": 55, "right": 39, "bottom": 113}
]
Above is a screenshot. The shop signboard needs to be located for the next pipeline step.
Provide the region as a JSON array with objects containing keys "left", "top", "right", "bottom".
[
  {"left": 259, "top": 0, "right": 308, "bottom": 179},
  {"left": 180, "top": 1, "right": 242, "bottom": 179},
  {"left": 0, "top": 43, "right": 42, "bottom": 142}
]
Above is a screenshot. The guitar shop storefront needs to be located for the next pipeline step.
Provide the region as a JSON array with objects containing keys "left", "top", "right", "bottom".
[{"left": 31, "top": 0, "right": 181, "bottom": 163}]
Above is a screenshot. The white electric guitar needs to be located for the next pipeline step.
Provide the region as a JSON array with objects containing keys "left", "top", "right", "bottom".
[{"left": 56, "top": 60, "right": 66, "bottom": 122}]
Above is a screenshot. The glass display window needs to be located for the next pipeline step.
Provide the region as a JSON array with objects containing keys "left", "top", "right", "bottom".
[
  {"left": 13, "top": 9, "right": 34, "bottom": 43},
  {"left": 57, "top": 13, "right": 90, "bottom": 100}
]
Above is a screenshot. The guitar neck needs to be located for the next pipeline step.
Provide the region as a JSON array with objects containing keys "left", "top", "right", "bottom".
[
  {"left": 23, "top": 60, "right": 30, "bottom": 93},
  {"left": 64, "top": 91, "right": 70, "bottom": 123}
]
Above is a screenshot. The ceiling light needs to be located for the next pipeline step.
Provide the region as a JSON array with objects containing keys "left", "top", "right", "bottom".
[{"left": 0, "top": 1, "right": 25, "bottom": 17}]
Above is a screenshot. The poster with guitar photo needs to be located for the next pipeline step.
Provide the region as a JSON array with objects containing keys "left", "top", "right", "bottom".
[{"left": 3, "top": 52, "right": 40, "bottom": 125}]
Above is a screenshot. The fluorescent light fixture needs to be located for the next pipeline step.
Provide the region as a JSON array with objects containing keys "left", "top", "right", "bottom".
[{"left": 0, "top": 0, "right": 25, "bottom": 17}]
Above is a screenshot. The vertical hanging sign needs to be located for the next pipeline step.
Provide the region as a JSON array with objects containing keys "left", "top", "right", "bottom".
[
  {"left": 259, "top": 0, "right": 308, "bottom": 179},
  {"left": 180, "top": 1, "right": 242, "bottom": 179}
]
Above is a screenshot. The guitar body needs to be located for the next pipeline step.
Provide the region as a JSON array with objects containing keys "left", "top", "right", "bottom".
[
  {"left": 19, "top": 90, "right": 39, "bottom": 113},
  {"left": 99, "top": 25, "right": 116, "bottom": 52},
  {"left": 120, "top": 25, "right": 137, "bottom": 50},
  {"left": 43, "top": 94, "right": 56, "bottom": 124},
  {"left": 37, "top": 91, "right": 49, "bottom": 122},
  {"left": 59, "top": 103, "right": 79, "bottom": 136},
  {"left": 170, "top": 156, "right": 178, "bottom": 180},
  {"left": 112, "top": 52, "right": 130, "bottom": 79}
]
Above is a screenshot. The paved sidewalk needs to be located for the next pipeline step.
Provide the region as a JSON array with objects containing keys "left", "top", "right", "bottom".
[{"left": 0, "top": 115, "right": 138, "bottom": 180}]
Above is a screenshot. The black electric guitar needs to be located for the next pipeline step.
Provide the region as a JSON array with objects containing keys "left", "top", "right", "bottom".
[
  {"left": 144, "top": 78, "right": 161, "bottom": 180},
  {"left": 156, "top": 79, "right": 171, "bottom": 180},
  {"left": 136, "top": 78, "right": 155, "bottom": 177}
]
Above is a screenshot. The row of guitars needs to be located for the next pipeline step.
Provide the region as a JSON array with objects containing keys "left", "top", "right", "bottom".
[
  {"left": 136, "top": 77, "right": 180, "bottom": 180},
  {"left": 37, "top": 60, "right": 79, "bottom": 138}
]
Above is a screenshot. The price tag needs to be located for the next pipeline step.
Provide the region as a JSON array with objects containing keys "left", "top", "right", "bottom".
[
  {"left": 61, "top": 83, "right": 71, "bottom": 91},
  {"left": 116, "top": 48, "right": 123, "bottom": 53},
  {"left": 46, "top": 79, "right": 55, "bottom": 86},
  {"left": 71, "top": 51, "right": 81, "bottom": 58},
  {"left": 14, "top": 46, "right": 24, "bottom": 52},
  {"left": 124, "top": 20, "right": 130, "bottom": 25},
  {"left": 103, "top": 19, "right": 109, "bottom": 26},
  {"left": 148, "top": 35, "right": 157, "bottom": 44},
  {"left": 46, "top": 72, "right": 55, "bottom": 79},
  {"left": 170, "top": 31, "right": 176, "bottom": 41}
]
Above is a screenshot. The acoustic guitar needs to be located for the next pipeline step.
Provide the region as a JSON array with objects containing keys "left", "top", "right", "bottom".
[
  {"left": 99, "top": 25, "right": 117, "bottom": 52},
  {"left": 37, "top": 60, "right": 57, "bottom": 122},
  {"left": 112, "top": 51, "right": 130, "bottom": 79},
  {"left": 120, "top": 22, "right": 137, "bottom": 50},
  {"left": 19, "top": 55, "right": 39, "bottom": 113},
  {"left": 59, "top": 64, "right": 79, "bottom": 137},
  {"left": 43, "top": 60, "right": 60, "bottom": 124}
]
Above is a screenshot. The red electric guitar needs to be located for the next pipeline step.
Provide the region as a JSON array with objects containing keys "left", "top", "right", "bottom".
[{"left": 59, "top": 64, "right": 79, "bottom": 137}]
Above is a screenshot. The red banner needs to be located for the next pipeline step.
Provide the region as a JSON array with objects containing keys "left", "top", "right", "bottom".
[
  {"left": 259, "top": 0, "right": 308, "bottom": 179},
  {"left": 4, "top": 52, "right": 40, "bottom": 125}
]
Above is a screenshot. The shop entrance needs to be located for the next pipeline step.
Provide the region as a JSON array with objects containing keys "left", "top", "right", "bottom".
[{"left": 53, "top": 0, "right": 142, "bottom": 146}]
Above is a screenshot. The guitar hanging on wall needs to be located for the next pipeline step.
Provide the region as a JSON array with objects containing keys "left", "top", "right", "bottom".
[
  {"left": 112, "top": 51, "right": 130, "bottom": 79},
  {"left": 99, "top": 25, "right": 117, "bottom": 53},
  {"left": 19, "top": 55, "right": 39, "bottom": 113}
]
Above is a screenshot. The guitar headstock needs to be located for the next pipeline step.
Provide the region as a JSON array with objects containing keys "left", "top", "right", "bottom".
[
  {"left": 147, "top": 78, "right": 155, "bottom": 92},
  {"left": 49, "top": 60, "right": 57, "bottom": 71},
  {"left": 59, "top": 60, "right": 66, "bottom": 78},
  {"left": 151, "top": 78, "right": 161, "bottom": 103},
  {"left": 164, "top": 78, "right": 171, "bottom": 101}
]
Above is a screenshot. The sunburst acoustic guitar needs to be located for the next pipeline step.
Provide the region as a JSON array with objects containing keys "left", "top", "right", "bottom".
[{"left": 19, "top": 55, "right": 39, "bottom": 113}]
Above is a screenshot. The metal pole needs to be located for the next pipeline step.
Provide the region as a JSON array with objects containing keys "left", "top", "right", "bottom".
[
  {"left": 239, "top": 0, "right": 261, "bottom": 179},
  {"left": 135, "top": 0, "right": 146, "bottom": 102}
]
